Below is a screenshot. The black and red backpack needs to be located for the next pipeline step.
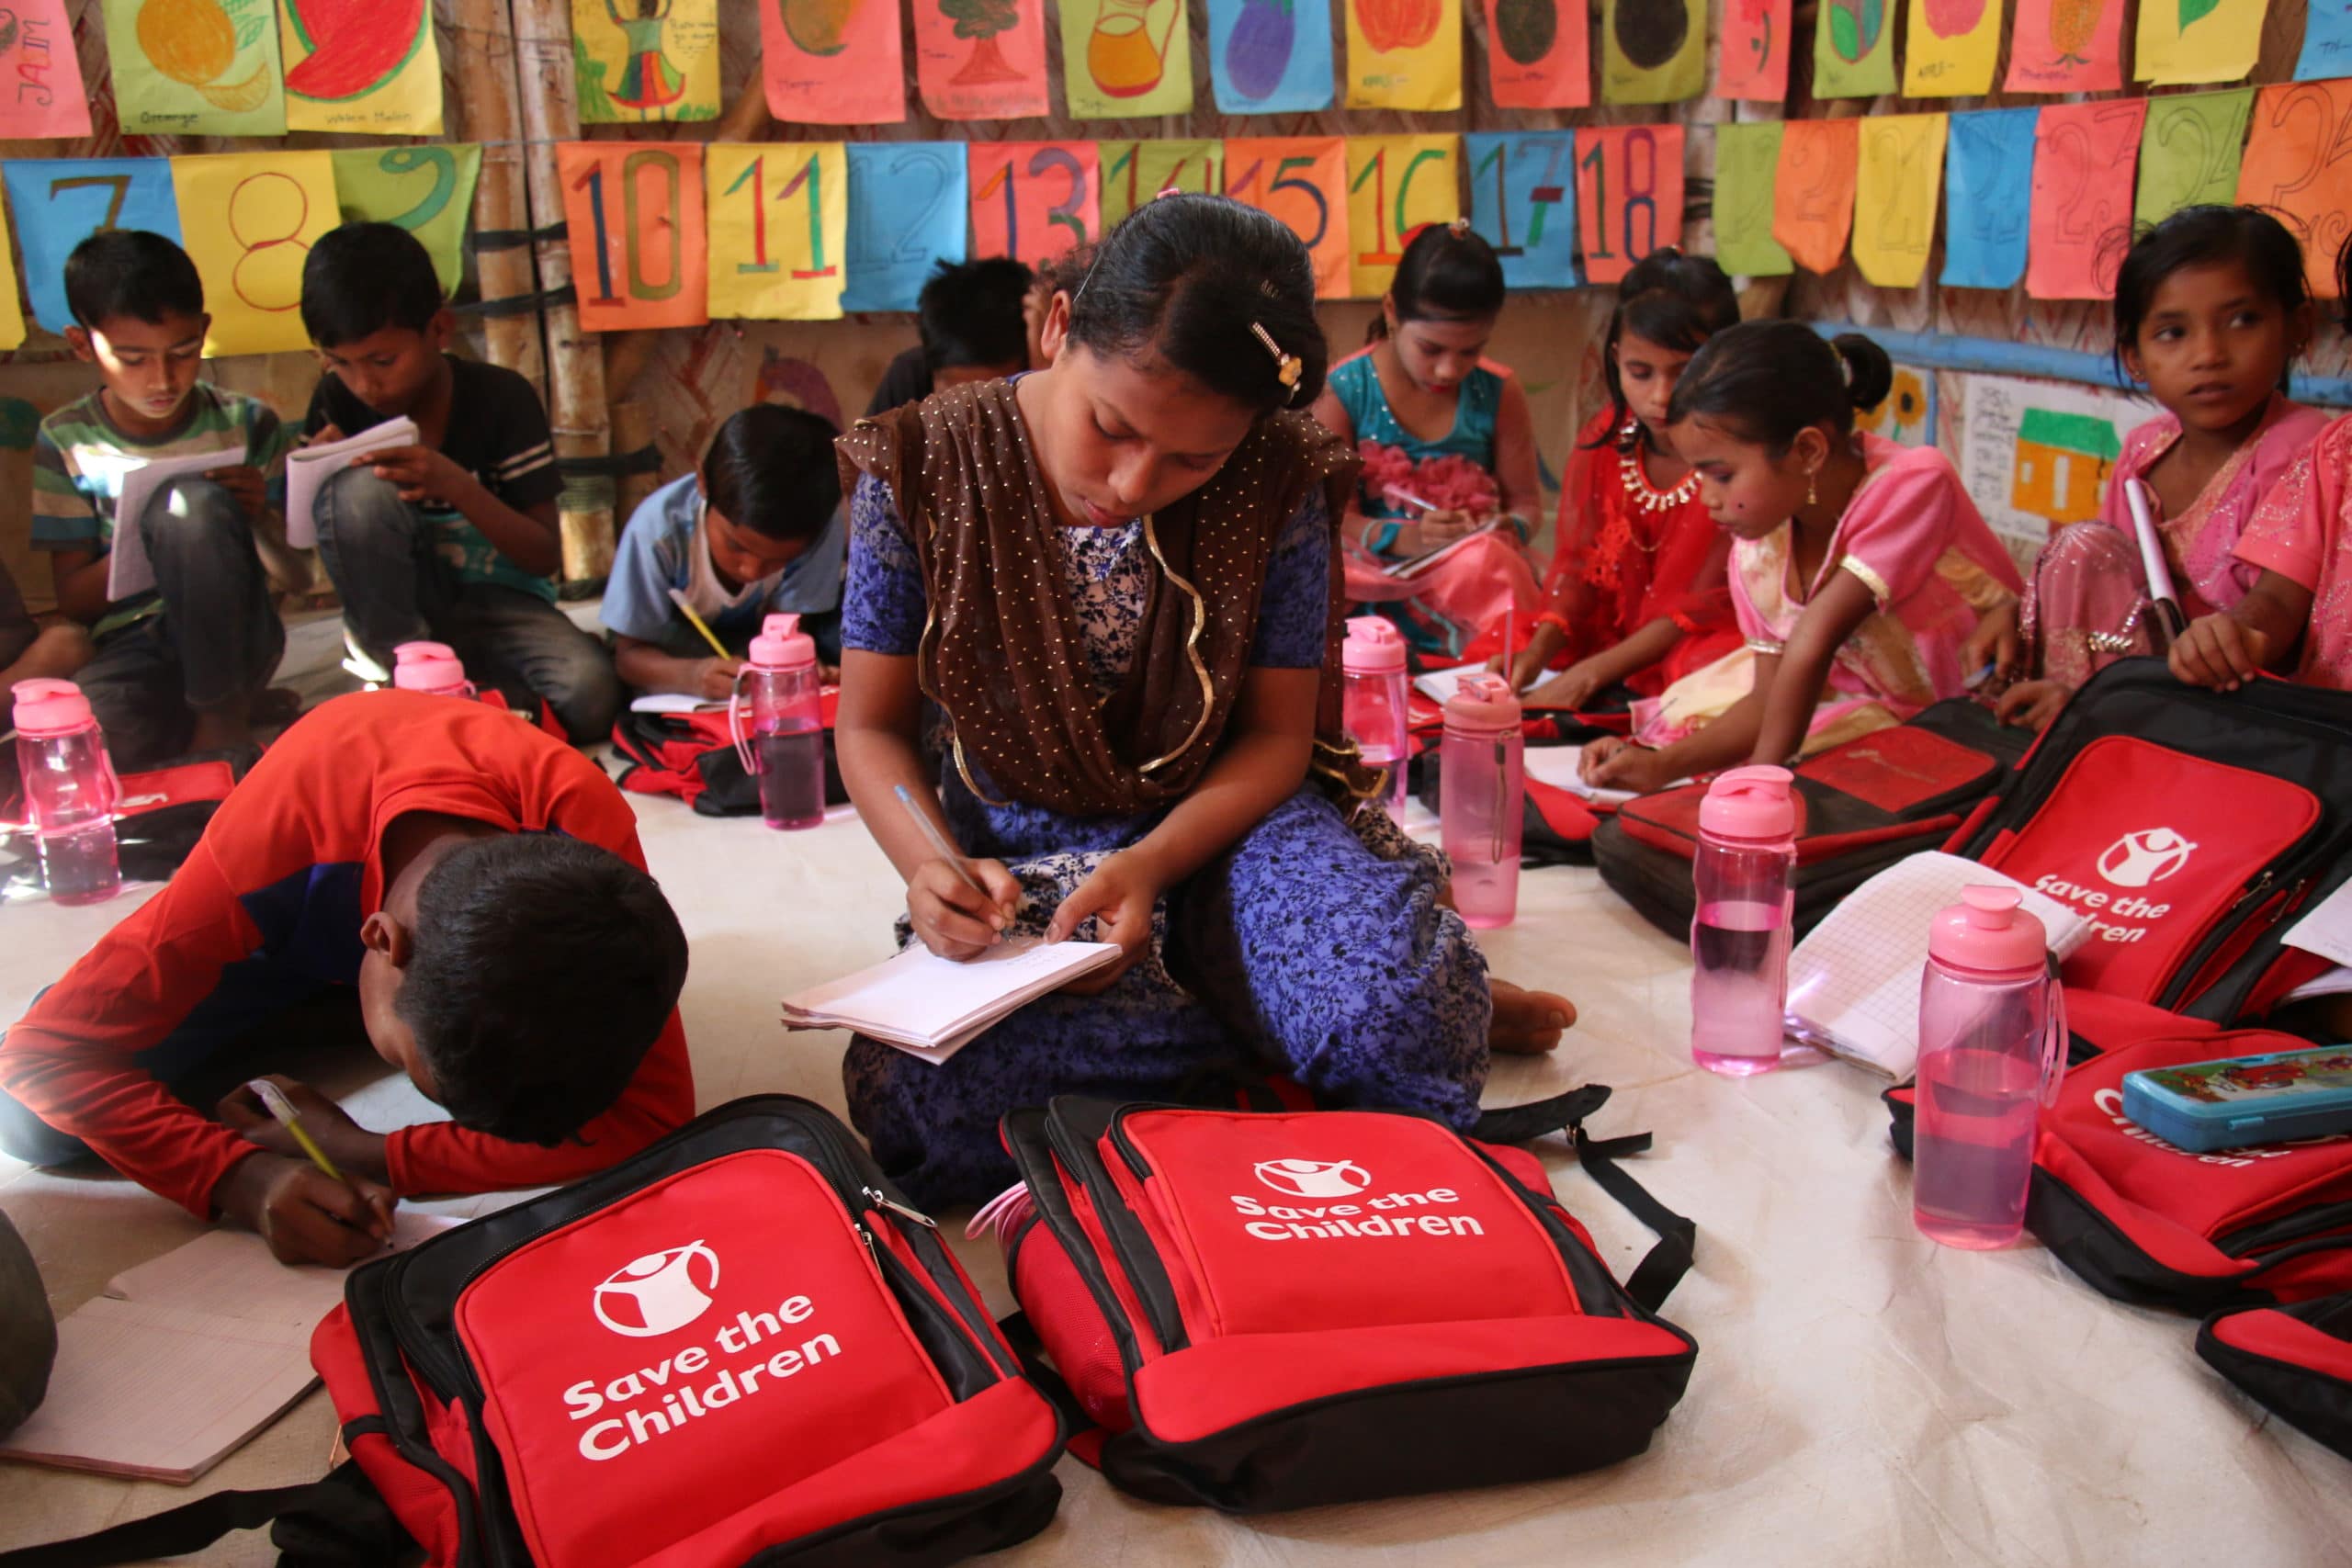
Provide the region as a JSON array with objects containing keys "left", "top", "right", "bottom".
[
  {"left": 990, "top": 1092, "right": 1697, "bottom": 1512},
  {"left": 2197, "top": 1293, "right": 2352, "bottom": 1461},
  {"left": 610, "top": 705, "right": 847, "bottom": 818}
]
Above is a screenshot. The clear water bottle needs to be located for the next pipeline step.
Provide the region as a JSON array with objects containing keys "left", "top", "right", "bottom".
[
  {"left": 1341, "top": 615, "right": 1411, "bottom": 818},
  {"left": 731, "top": 614, "right": 825, "bottom": 830},
  {"left": 1690, "top": 765, "right": 1796, "bottom": 1076},
  {"left": 1914, "top": 886, "right": 2066, "bottom": 1249},
  {"left": 1440, "top": 673, "right": 1523, "bottom": 928},
  {"left": 12, "top": 679, "right": 121, "bottom": 906},
  {"left": 391, "top": 640, "right": 474, "bottom": 699}
]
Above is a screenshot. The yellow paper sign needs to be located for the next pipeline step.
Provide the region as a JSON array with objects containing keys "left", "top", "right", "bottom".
[
  {"left": 1853, "top": 115, "right": 1949, "bottom": 288},
  {"left": 170, "top": 151, "right": 341, "bottom": 356},
  {"left": 706, "top": 142, "right": 846, "bottom": 321},
  {"left": 2137, "top": 0, "right": 2267, "bottom": 87},
  {"left": 1903, "top": 0, "right": 2003, "bottom": 97},
  {"left": 280, "top": 0, "right": 445, "bottom": 133},
  {"left": 1344, "top": 0, "right": 1463, "bottom": 110},
  {"left": 1346, "top": 135, "right": 1458, "bottom": 298},
  {"left": 0, "top": 194, "right": 24, "bottom": 351},
  {"left": 1100, "top": 140, "right": 1222, "bottom": 227}
]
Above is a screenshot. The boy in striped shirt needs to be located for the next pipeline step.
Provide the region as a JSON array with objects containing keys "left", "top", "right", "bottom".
[
  {"left": 299, "top": 222, "right": 620, "bottom": 741},
  {"left": 32, "top": 230, "right": 292, "bottom": 765}
]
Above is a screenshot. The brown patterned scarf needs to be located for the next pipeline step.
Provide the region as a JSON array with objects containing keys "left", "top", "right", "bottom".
[{"left": 837, "top": 378, "right": 1374, "bottom": 818}]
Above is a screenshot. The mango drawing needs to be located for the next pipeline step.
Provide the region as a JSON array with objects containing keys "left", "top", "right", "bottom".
[
  {"left": 783, "top": 0, "right": 860, "bottom": 55},
  {"left": 284, "top": 0, "right": 427, "bottom": 100}
]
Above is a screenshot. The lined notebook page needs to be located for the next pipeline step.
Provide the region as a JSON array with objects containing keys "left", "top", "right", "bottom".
[
  {"left": 282, "top": 418, "right": 418, "bottom": 547},
  {"left": 782, "top": 937, "right": 1121, "bottom": 1062},
  {"left": 1786, "top": 852, "right": 2090, "bottom": 1079},
  {"left": 104, "top": 1212, "right": 456, "bottom": 1328}
]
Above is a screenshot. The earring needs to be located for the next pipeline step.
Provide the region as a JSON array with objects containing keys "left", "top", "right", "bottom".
[{"left": 1806, "top": 471, "right": 1818, "bottom": 508}]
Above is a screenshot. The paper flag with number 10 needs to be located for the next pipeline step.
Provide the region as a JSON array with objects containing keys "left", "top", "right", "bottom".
[
  {"left": 1346, "top": 135, "right": 1459, "bottom": 297},
  {"left": 707, "top": 142, "right": 847, "bottom": 321},
  {"left": 556, "top": 142, "right": 711, "bottom": 332}
]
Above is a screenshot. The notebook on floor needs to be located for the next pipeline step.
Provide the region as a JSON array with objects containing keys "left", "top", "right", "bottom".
[
  {"left": 1784, "top": 851, "right": 2094, "bottom": 1080},
  {"left": 781, "top": 936, "right": 1121, "bottom": 1063},
  {"left": 0, "top": 1212, "right": 452, "bottom": 1483}
]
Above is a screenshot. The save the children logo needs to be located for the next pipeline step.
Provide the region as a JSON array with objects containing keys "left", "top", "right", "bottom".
[
  {"left": 592, "top": 1242, "right": 721, "bottom": 1337},
  {"left": 1254, "top": 1157, "right": 1372, "bottom": 1198},
  {"left": 2098, "top": 828, "right": 2197, "bottom": 889}
]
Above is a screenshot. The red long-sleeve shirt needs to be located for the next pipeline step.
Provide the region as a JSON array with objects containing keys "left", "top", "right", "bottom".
[{"left": 0, "top": 692, "right": 696, "bottom": 1217}]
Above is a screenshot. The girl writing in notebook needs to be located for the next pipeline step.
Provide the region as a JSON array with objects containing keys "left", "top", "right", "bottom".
[
  {"left": 1504, "top": 249, "right": 1742, "bottom": 711},
  {"left": 1996, "top": 205, "right": 2326, "bottom": 729},
  {"left": 1311, "top": 221, "right": 1544, "bottom": 656},
  {"left": 834, "top": 197, "right": 1570, "bottom": 1209},
  {"left": 1581, "top": 323, "right": 2022, "bottom": 795}
]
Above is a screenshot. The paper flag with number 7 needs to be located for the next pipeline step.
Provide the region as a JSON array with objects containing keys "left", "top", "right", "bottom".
[
  {"left": 2, "top": 159, "right": 182, "bottom": 335},
  {"left": 555, "top": 142, "right": 709, "bottom": 332},
  {"left": 1852, "top": 116, "right": 1947, "bottom": 289},
  {"left": 1772, "top": 118, "right": 1858, "bottom": 277},
  {"left": 170, "top": 152, "right": 340, "bottom": 356},
  {"left": 706, "top": 142, "right": 848, "bottom": 321},
  {"left": 1346, "top": 136, "right": 1459, "bottom": 298},
  {"left": 2027, "top": 98, "right": 2146, "bottom": 300},
  {"left": 1224, "top": 137, "right": 1351, "bottom": 299},
  {"left": 1464, "top": 132, "right": 1578, "bottom": 289},
  {"left": 331, "top": 145, "right": 483, "bottom": 299},
  {"left": 969, "top": 142, "right": 1101, "bottom": 271},
  {"left": 1575, "top": 124, "right": 1683, "bottom": 287},
  {"left": 2239, "top": 80, "right": 2352, "bottom": 300}
]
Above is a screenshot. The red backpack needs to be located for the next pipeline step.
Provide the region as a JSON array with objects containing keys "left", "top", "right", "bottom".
[
  {"left": 992, "top": 1094, "right": 1697, "bottom": 1511},
  {"left": 1887, "top": 992, "right": 2352, "bottom": 1313},
  {"left": 2, "top": 1098, "right": 1064, "bottom": 1568},
  {"left": 2196, "top": 1293, "right": 2352, "bottom": 1461}
]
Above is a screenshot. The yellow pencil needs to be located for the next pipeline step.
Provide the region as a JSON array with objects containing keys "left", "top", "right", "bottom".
[
  {"left": 665, "top": 589, "right": 732, "bottom": 660},
  {"left": 251, "top": 1079, "right": 346, "bottom": 1182}
]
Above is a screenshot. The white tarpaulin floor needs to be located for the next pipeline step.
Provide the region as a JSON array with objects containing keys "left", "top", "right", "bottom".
[{"left": 2, "top": 609, "right": 2346, "bottom": 1565}]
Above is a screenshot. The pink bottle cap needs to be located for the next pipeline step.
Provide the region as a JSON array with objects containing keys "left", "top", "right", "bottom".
[
  {"left": 391, "top": 640, "right": 468, "bottom": 694},
  {"left": 1698, "top": 764, "right": 1796, "bottom": 840},
  {"left": 749, "top": 613, "right": 815, "bottom": 670},
  {"left": 1342, "top": 616, "right": 1407, "bottom": 675},
  {"left": 1929, "top": 885, "right": 2049, "bottom": 975},
  {"left": 1443, "top": 672, "right": 1522, "bottom": 730},
  {"left": 11, "top": 678, "right": 93, "bottom": 737}
]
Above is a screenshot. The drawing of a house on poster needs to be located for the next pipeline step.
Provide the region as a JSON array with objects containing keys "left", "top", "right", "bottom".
[
  {"left": 2011, "top": 408, "right": 2120, "bottom": 525},
  {"left": 1956, "top": 370, "right": 2139, "bottom": 574}
]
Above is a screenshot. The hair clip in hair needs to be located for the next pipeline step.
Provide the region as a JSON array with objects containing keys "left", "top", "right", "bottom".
[
  {"left": 1154, "top": 184, "right": 1185, "bottom": 200},
  {"left": 1250, "top": 321, "right": 1303, "bottom": 392},
  {"left": 1448, "top": 216, "right": 1472, "bottom": 239}
]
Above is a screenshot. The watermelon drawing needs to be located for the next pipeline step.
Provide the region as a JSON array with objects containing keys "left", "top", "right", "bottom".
[{"left": 284, "top": 0, "right": 428, "bottom": 101}]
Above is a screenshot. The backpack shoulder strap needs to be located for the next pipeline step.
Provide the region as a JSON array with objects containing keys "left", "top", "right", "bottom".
[{"left": 0, "top": 1459, "right": 409, "bottom": 1568}]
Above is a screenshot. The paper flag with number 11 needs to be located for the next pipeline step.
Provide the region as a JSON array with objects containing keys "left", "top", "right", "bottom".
[{"left": 707, "top": 142, "right": 847, "bottom": 321}]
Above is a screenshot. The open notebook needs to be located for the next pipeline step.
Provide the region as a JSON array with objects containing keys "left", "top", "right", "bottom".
[
  {"left": 1523, "top": 743, "right": 1690, "bottom": 809},
  {"left": 1785, "top": 852, "right": 2094, "bottom": 1080},
  {"left": 0, "top": 1212, "right": 450, "bottom": 1484},
  {"left": 782, "top": 937, "right": 1121, "bottom": 1063},
  {"left": 283, "top": 418, "right": 420, "bottom": 547},
  {"left": 106, "top": 450, "right": 235, "bottom": 602}
]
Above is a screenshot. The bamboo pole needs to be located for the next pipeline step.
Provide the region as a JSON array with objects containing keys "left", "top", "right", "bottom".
[
  {"left": 511, "top": 0, "right": 616, "bottom": 582},
  {"left": 600, "top": 84, "right": 775, "bottom": 403},
  {"left": 448, "top": 0, "right": 544, "bottom": 400}
]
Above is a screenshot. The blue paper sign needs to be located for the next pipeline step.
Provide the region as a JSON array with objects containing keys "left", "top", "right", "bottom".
[
  {"left": 1464, "top": 132, "right": 1578, "bottom": 290},
  {"left": 2298, "top": 3, "right": 2352, "bottom": 79},
  {"left": 843, "top": 142, "right": 968, "bottom": 315},
  {"left": 1940, "top": 108, "right": 2037, "bottom": 292},
  {"left": 4, "top": 158, "right": 184, "bottom": 334},
  {"left": 1207, "top": 0, "right": 1336, "bottom": 115}
]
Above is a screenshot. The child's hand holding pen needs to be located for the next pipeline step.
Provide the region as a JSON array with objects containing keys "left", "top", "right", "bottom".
[
  {"left": 897, "top": 784, "right": 1023, "bottom": 960},
  {"left": 217, "top": 1077, "right": 397, "bottom": 1267}
]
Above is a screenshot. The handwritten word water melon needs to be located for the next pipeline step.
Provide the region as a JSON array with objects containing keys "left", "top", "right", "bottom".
[
  {"left": 784, "top": 0, "right": 860, "bottom": 55},
  {"left": 1357, "top": 0, "right": 1440, "bottom": 54},
  {"left": 1224, "top": 0, "right": 1294, "bottom": 99},
  {"left": 284, "top": 0, "right": 428, "bottom": 100},
  {"left": 1493, "top": 0, "right": 1555, "bottom": 64}
]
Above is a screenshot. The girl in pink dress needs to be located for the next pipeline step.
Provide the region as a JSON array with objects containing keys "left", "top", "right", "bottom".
[
  {"left": 1999, "top": 206, "right": 2325, "bottom": 729},
  {"left": 1582, "top": 324, "right": 2023, "bottom": 795},
  {"left": 2174, "top": 417, "right": 2352, "bottom": 694}
]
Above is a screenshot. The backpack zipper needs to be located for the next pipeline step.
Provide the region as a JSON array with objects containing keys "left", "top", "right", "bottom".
[
  {"left": 1464, "top": 1145, "right": 1629, "bottom": 1317},
  {"left": 2156, "top": 825, "right": 2338, "bottom": 1011},
  {"left": 1044, "top": 1109, "right": 1190, "bottom": 1353},
  {"left": 2218, "top": 1196, "right": 2352, "bottom": 1260}
]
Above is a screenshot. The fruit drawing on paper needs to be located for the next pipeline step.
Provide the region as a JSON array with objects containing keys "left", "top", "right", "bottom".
[
  {"left": 1920, "top": 0, "right": 1984, "bottom": 36},
  {"left": 1223, "top": 0, "right": 1295, "bottom": 99},
  {"left": 2177, "top": 0, "right": 2221, "bottom": 26},
  {"left": 1732, "top": 0, "right": 1776, "bottom": 69},
  {"left": 1492, "top": 0, "right": 1555, "bottom": 66},
  {"left": 1611, "top": 0, "right": 1686, "bottom": 68},
  {"left": 2047, "top": 0, "right": 2103, "bottom": 63},
  {"left": 783, "top": 0, "right": 862, "bottom": 55},
  {"left": 940, "top": 0, "right": 1026, "bottom": 85},
  {"left": 138, "top": 0, "right": 272, "bottom": 111},
  {"left": 1826, "top": 0, "right": 1884, "bottom": 62},
  {"left": 284, "top": 0, "right": 428, "bottom": 101},
  {"left": 1357, "top": 0, "right": 1441, "bottom": 53}
]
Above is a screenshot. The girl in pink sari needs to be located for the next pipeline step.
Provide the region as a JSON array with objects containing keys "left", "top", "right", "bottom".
[
  {"left": 1999, "top": 207, "right": 2324, "bottom": 728},
  {"left": 1581, "top": 325, "right": 2022, "bottom": 795},
  {"left": 2175, "top": 413, "right": 2352, "bottom": 694}
]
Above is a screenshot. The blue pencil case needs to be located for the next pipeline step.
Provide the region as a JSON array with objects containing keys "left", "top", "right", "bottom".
[{"left": 2121, "top": 1044, "right": 2352, "bottom": 1152}]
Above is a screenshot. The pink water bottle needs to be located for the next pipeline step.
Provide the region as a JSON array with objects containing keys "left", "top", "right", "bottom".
[
  {"left": 1440, "top": 674, "right": 1523, "bottom": 928},
  {"left": 1341, "top": 616, "right": 1411, "bottom": 818},
  {"left": 391, "top": 641, "right": 474, "bottom": 698},
  {"left": 731, "top": 614, "right": 824, "bottom": 830},
  {"left": 11, "top": 679, "right": 121, "bottom": 906},
  {"left": 1914, "top": 886, "right": 2066, "bottom": 1249},
  {"left": 1690, "top": 765, "right": 1796, "bottom": 1076}
]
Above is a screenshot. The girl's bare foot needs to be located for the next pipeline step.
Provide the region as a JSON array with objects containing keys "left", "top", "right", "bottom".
[{"left": 1490, "top": 977, "right": 1574, "bottom": 1055}]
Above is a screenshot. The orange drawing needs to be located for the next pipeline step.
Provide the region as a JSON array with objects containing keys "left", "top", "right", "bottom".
[
  {"left": 1357, "top": 0, "right": 1440, "bottom": 51},
  {"left": 140, "top": 0, "right": 271, "bottom": 108}
]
